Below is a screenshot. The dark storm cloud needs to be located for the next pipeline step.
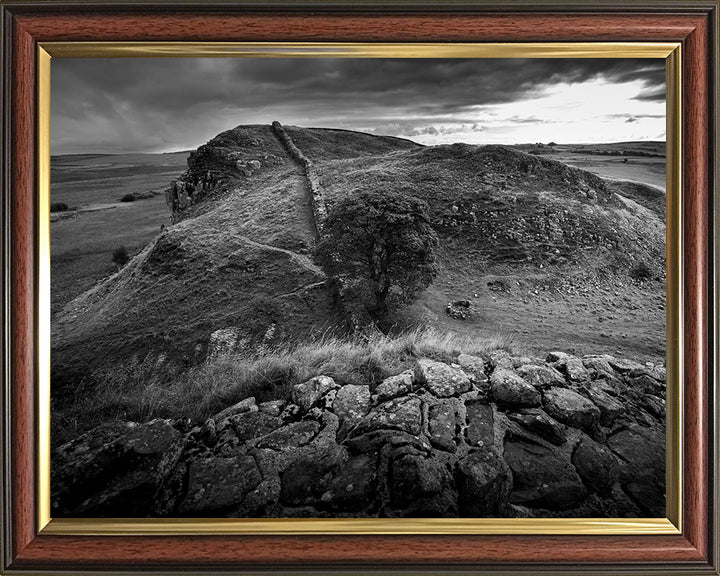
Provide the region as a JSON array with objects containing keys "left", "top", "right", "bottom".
[
  {"left": 51, "top": 57, "right": 666, "bottom": 153},
  {"left": 634, "top": 84, "right": 667, "bottom": 102}
]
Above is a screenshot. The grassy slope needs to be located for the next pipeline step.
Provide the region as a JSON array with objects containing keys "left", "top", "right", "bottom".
[
  {"left": 283, "top": 125, "right": 420, "bottom": 160},
  {"left": 50, "top": 152, "right": 188, "bottom": 314},
  {"left": 51, "top": 127, "right": 342, "bottom": 391},
  {"left": 51, "top": 126, "right": 667, "bottom": 402},
  {"left": 315, "top": 143, "right": 666, "bottom": 361},
  {"left": 318, "top": 144, "right": 665, "bottom": 269}
]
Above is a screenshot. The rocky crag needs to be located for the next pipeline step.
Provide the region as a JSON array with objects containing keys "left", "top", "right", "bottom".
[{"left": 52, "top": 350, "right": 666, "bottom": 518}]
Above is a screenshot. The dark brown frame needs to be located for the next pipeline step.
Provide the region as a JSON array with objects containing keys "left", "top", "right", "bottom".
[{"left": 1, "top": 1, "right": 718, "bottom": 574}]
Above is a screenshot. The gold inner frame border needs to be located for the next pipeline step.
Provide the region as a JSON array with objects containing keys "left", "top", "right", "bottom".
[{"left": 36, "top": 41, "right": 682, "bottom": 536}]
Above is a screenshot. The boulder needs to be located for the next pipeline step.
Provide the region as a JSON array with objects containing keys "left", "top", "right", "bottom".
[
  {"left": 457, "top": 449, "right": 512, "bottom": 516},
  {"left": 179, "top": 455, "right": 261, "bottom": 514},
  {"left": 343, "top": 429, "right": 431, "bottom": 454},
  {"left": 630, "top": 364, "right": 666, "bottom": 382},
  {"left": 457, "top": 353, "right": 488, "bottom": 381},
  {"left": 291, "top": 375, "right": 337, "bottom": 411},
  {"left": 349, "top": 396, "right": 423, "bottom": 437},
  {"left": 388, "top": 448, "right": 457, "bottom": 516},
  {"left": 242, "top": 479, "right": 282, "bottom": 516},
  {"left": 582, "top": 355, "right": 616, "bottom": 378},
  {"left": 226, "top": 411, "right": 283, "bottom": 443},
  {"left": 641, "top": 394, "right": 666, "bottom": 420},
  {"left": 608, "top": 357, "right": 646, "bottom": 374},
  {"left": 280, "top": 446, "right": 346, "bottom": 508},
  {"left": 322, "top": 453, "right": 378, "bottom": 512},
  {"left": 255, "top": 420, "right": 320, "bottom": 450},
  {"left": 542, "top": 387, "right": 600, "bottom": 432},
  {"left": 572, "top": 436, "right": 620, "bottom": 494},
  {"left": 490, "top": 369, "right": 541, "bottom": 408},
  {"left": 546, "top": 351, "right": 569, "bottom": 363},
  {"left": 257, "top": 399, "right": 286, "bottom": 416},
  {"left": 606, "top": 424, "right": 665, "bottom": 516},
  {"left": 490, "top": 350, "right": 515, "bottom": 370},
  {"left": 415, "top": 359, "right": 472, "bottom": 397},
  {"left": 507, "top": 410, "right": 566, "bottom": 445},
  {"left": 52, "top": 419, "right": 184, "bottom": 517},
  {"left": 212, "top": 396, "right": 257, "bottom": 421},
  {"left": 428, "top": 402, "right": 458, "bottom": 452},
  {"left": 332, "top": 384, "right": 371, "bottom": 434},
  {"left": 630, "top": 374, "right": 666, "bottom": 397},
  {"left": 581, "top": 385, "right": 625, "bottom": 427},
  {"left": 553, "top": 354, "right": 589, "bottom": 382},
  {"left": 515, "top": 364, "right": 565, "bottom": 388},
  {"left": 511, "top": 356, "right": 535, "bottom": 368},
  {"left": 465, "top": 402, "right": 495, "bottom": 447},
  {"left": 374, "top": 370, "right": 414, "bottom": 403},
  {"left": 199, "top": 418, "right": 217, "bottom": 446},
  {"left": 504, "top": 437, "right": 587, "bottom": 510}
]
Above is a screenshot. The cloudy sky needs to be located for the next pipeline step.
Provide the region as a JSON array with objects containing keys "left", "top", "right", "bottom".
[{"left": 51, "top": 58, "right": 665, "bottom": 155}]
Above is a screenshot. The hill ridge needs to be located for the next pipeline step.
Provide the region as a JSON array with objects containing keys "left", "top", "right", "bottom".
[{"left": 51, "top": 123, "right": 666, "bottom": 394}]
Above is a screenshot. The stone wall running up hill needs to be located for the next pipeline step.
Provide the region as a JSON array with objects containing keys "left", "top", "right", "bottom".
[
  {"left": 270, "top": 121, "right": 370, "bottom": 330},
  {"left": 271, "top": 121, "right": 328, "bottom": 235},
  {"left": 52, "top": 350, "right": 666, "bottom": 518}
]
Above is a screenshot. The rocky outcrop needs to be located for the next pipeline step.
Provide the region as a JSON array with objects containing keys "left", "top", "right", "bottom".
[
  {"left": 52, "top": 351, "right": 666, "bottom": 518},
  {"left": 165, "top": 126, "right": 284, "bottom": 221}
]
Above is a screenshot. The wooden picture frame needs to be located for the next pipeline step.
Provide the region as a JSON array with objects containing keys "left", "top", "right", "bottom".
[{"left": 1, "top": 1, "right": 717, "bottom": 574}]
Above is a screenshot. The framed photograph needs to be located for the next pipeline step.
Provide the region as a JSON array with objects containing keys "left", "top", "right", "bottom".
[{"left": 1, "top": 1, "right": 717, "bottom": 574}]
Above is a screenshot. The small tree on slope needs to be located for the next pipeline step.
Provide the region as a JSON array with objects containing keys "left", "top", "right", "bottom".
[{"left": 316, "top": 190, "right": 439, "bottom": 320}]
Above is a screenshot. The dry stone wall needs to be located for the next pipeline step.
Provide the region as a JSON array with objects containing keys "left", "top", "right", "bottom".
[
  {"left": 271, "top": 121, "right": 328, "bottom": 235},
  {"left": 270, "top": 121, "right": 370, "bottom": 329},
  {"left": 52, "top": 350, "right": 666, "bottom": 518}
]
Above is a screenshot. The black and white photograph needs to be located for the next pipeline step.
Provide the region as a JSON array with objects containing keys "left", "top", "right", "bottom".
[{"left": 49, "top": 57, "right": 668, "bottom": 519}]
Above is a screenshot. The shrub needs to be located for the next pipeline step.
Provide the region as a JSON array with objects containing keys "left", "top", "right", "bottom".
[
  {"left": 629, "top": 260, "right": 653, "bottom": 282},
  {"left": 50, "top": 202, "right": 69, "bottom": 212},
  {"left": 112, "top": 246, "right": 129, "bottom": 267},
  {"left": 119, "top": 193, "right": 136, "bottom": 202},
  {"left": 316, "top": 190, "right": 439, "bottom": 319}
]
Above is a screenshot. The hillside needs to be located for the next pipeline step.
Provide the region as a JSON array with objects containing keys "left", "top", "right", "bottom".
[
  {"left": 50, "top": 151, "right": 188, "bottom": 315},
  {"left": 314, "top": 140, "right": 665, "bottom": 359},
  {"left": 51, "top": 124, "right": 666, "bottom": 398},
  {"left": 511, "top": 141, "right": 667, "bottom": 191}
]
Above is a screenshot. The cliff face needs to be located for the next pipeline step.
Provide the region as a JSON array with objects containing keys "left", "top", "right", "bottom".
[
  {"left": 165, "top": 125, "right": 287, "bottom": 219},
  {"left": 52, "top": 350, "right": 666, "bottom": 518}
]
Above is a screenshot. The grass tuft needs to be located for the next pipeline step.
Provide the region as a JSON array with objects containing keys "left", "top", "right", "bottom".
[{"left": 51, "top": 326, "right": 516, "bottom": 446}]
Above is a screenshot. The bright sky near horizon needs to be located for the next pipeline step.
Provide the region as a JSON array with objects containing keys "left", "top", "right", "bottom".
[{"left": 51, "top": 58, "right": 665, "bottom": 155}]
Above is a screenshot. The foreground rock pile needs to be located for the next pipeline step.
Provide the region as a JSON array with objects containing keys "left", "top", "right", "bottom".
[{"left": 52, "top": 351, "right": 666, "bottom": 518}]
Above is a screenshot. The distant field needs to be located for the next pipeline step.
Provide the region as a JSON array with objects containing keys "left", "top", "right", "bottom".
[
  {"left": 512, "top": 141, "right": 666, "bottom": 191},
  {"left": 50, "top": 152, "right": 188, "bottom": 314},
  {"left": 552, "top": 154, "right": 666, "bottom": 191}
]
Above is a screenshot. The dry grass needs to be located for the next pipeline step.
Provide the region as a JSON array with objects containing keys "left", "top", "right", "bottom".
[{"left": 51, "top": 326, "right": 516, "bottom": 446}]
